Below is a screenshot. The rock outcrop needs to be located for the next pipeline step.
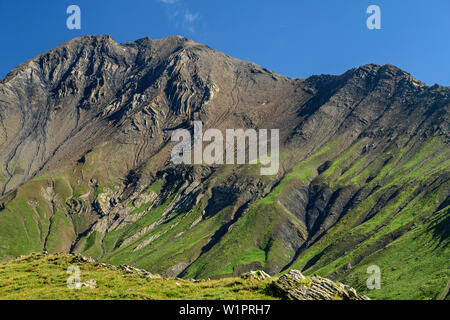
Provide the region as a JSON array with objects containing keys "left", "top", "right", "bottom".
[{"left": 273, "top": 270, "right": 369, "bottom": 300}]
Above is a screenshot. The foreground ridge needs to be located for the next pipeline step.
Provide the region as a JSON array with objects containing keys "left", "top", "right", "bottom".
[{"left": 0, "top": 253, "right": 367, "bottom": 300}]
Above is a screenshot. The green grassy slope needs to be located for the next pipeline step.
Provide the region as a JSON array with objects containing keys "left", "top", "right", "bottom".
[
  {"left": 0, "top": 132, "right": 448, "bottom": 300},
  {"left": 288, "top": 135, "right": 450, "bottom": 300},
  {"left": 0, "top": 253, "right": 277, "bottom": 300}
]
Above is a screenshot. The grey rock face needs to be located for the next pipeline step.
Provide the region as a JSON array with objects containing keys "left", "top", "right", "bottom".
[{"left": 2, "top": 35, "right": 446, "bottom": 197}]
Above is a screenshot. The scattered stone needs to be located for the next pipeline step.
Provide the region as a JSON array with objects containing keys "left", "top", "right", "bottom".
[
  {"left": 81, "top": 279, "right": 96, "bottom": 289},
  {"left": 77, "top": 255, "right": 95, "bottom": 263},
  {"left": 118, "top": 264, "right": 161, "bottom": 279},
  {"left": 241, "top": 270, "right": 271, "bottom": 281}
]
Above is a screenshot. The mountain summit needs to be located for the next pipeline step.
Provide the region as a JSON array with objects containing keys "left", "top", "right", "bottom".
[{"left": 0, "top": 35, "right": 448, "bottom": 299}]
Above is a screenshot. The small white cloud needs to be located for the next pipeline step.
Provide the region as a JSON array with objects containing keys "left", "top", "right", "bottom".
[
  {"left": 158, "top": 0, "right": 200, "bottom": 33},
  {"left": 184, "top": 11, "right": 199, "bottom": 24},
  {"left": 183, "top": 11, "right": 199, "bottom": 32}
]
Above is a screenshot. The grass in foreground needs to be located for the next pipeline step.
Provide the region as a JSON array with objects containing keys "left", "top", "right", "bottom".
[{"left": 0, "top": 253, "right": 279, "bottom": 300}]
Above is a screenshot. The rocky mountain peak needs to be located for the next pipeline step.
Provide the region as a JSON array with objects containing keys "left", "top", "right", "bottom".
[{"left": 0, "top": 35, "right": 448, "bottom": 300}]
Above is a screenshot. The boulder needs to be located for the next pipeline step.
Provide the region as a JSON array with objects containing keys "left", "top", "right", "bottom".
[
  {"left": 273, "top": 270, "right": 369, "bottom": 300},
  {"left": 81, "top": 279, "right": 97, "bottom": 289}
]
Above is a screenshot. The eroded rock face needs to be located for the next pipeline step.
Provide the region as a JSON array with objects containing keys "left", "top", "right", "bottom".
[{"left": 273, "top": 270, "right": 369, "bottom": 300}]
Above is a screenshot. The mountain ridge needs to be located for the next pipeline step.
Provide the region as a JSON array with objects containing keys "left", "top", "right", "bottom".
[
  {"left": 1, "top": 35, "right": 442, "bottom": 87},
  {"left": 0, "top": 35, "right": 448, "bottom": 300}
]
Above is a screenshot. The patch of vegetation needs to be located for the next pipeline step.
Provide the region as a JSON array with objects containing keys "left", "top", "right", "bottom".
[{"left": 0, "top": 253, "right": 278, "bottom": 300}]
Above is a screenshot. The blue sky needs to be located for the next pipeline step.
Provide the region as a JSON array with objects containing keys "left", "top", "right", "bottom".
[{"left": 1, "top": 0, "right": 449, "bottom": 85}]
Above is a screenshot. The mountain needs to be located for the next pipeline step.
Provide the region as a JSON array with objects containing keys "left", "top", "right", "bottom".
[{"left": 0, "top": 35, "right": 448, "bottom": 300}]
